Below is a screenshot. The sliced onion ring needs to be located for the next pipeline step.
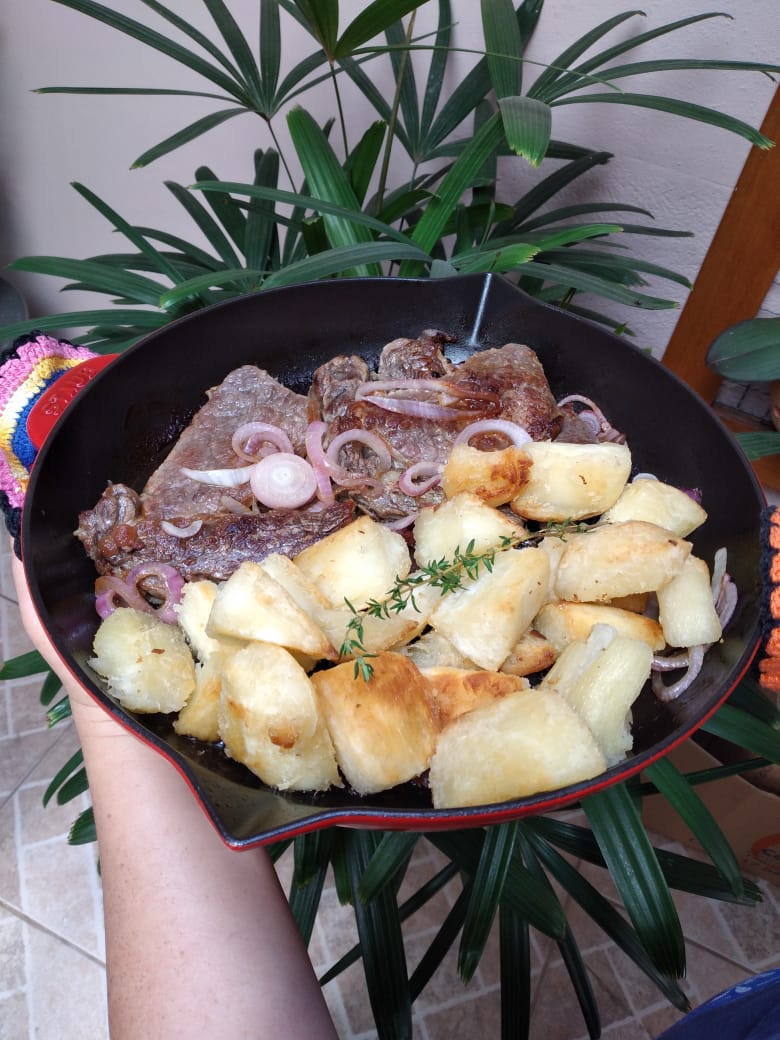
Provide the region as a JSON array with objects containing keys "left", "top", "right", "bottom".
[
  {"left": 398, "top": 462, "right": 442, "bottom": 497},
  {"left": 181, "top": 464, "right": 253, "bottom": 487},
  {"left": 305, "top": 421, "right": 335, "bottom": 505},
  {"left": 249, "top": 452, "right": 317, "bottom": 509},
  {"left": 161, "top": 519, "right": 203, "bottom": 538},
  {"left": 453, "top": 418, "right": 531, "bottom": 449},
  {"left": 231, "top": 422, "right": 294, "bottom": 462}
]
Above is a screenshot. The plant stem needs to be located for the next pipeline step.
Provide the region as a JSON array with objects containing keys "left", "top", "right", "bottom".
[
  {"left": 376, "top": 12, "right": 417, "bottom": 217},
  {"left": 329, "top": 62, "right": 350, "bottom": 159}
]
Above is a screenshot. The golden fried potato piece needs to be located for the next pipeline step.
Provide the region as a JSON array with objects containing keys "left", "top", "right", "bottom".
[
  {"left": 429, "top": 687, "right": 607, "bottom": 808},
  {"left": 510, "top": 441, "right": 631, "bottom": 521},
  {"left": 422, "top": 667, "right": 528, "bottom": 730},
  {"left": 90, "top": 607, "right": 195, "bottom": 714},
  {"left": 602, "top": 477, "right": 707, "bottom": 537},
  {"left": 541, "top": 623, "right": 652, "bottom": 765},
  {"left": 657, "top": 554, "right": 722, "bottom": 648},
  {"left": 397, "top": 630, "right": 478, "bottom": 670},
  {"left": 206, "top": 561, "right": 336, "bottom": 659},
  {"left": 413, "top": 491, "right": 526, "bottom": 568},
  {"left": 441, "top": 444, "right": 532, "bottom": 506},
  {"left": 311, "top": 652, "right": 435, "bottom": 795},
  {"left": 500, "top": 630, "right": 557, "bottom": 677},
  {"left": 176, "top": 580, "right": 245, "bottom": 661},
  {"left": 554, "top": 521, "right": 691, "bottom": 603},
  {"left": 174, "top": 654, "right": 222, "bottom": 742},
  {"left": 219, "top": 642, "right": 341, "bottom": 792},
  {"left": 429, "top": 546, "right": 549, "bottom": 671},
  {"left": 535, "top": 601, "right": 665, "bottom": 653},
  {"left": 294, "top": 515, "right": 411, "bottom": 610}
]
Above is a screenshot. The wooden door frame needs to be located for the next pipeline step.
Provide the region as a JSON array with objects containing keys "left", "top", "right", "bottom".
[{"left": 662, "top": 85, "right": 780, "bottom": 490}]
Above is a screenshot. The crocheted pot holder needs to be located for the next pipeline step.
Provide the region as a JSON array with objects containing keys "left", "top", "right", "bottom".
[
  {"left": 0, "top": 332, "right": 778, "bottom": 699},
  {"left": 0, "top": 332, "right": 97, "bottom": 555}
]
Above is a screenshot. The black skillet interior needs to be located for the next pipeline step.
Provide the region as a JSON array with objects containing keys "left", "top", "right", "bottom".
[{"left": 23, "top": 274, "right": 764, "bottom": 846}]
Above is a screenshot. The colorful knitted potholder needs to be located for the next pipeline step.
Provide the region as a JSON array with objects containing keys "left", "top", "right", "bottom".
[
  {"left": 759, "top": 506, "right": 780, "bottom": 697},
  {"left": 0, "top": 333, "right": 97, "bottom": 555}
]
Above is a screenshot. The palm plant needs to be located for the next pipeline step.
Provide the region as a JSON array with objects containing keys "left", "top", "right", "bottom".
[{"left": 3, "top": 2, "right": 780, "bottom": 1038}]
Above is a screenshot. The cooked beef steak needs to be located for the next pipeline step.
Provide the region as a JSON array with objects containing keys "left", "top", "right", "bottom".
[
  {"left": 309, "top": 340, "right": 564, "bottom": 521},
  {"left": 78, "top": 493, "right": 355, "bottom": 583},
  {"left": 141, "top": 365, "right": 309, "bottom": 519}
]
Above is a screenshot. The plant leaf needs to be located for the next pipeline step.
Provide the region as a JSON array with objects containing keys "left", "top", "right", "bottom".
[
  {"left": 451, "top": 241, "right": 539, "bottom": 274},
  {"left": 258, "top": 0, "right": 281, "bottom": 103},
  {"left": 401, "top": 111, "right": 505, "bottom": 273},
  {"left": 244, "top": 149, "right": 281, "bottom": 272},
  {"left": 287, "top": 107, "right": 380, "bottom": 275},
  {"left": 554, "top": 93, "right": 774, "bottom": 150},
  {"left": 166, "top": 180, "right": 243, "bottom": 268},
  {"left": 526, "top": 258, "right": 678, "bottom": 309},
  {"left": 358, "top": 832, "right": 419, "bottom": 903},
  {"left": 706, "top": 317, "right": 780, "bottom": 382},
  {"left": 43, "top": 749, "right": 84, "bottom": 807},
  {"left": 427, "top": 830, "right": 566, "bottom": 939},
  {"left": 49, "top": 0, "right": 250, "bottom": 98},
  {"left": 419, "top": 0, "right": 452, "bottom": 139},
  {"left": 410, "top": 883, "right": 472, "bottom": 1001},
  {"left": 498, "top": 96, "right": 551, "bottom": 166},
  {"left": 493, "top": 151, "right": 613, "bottom": 234},
  {"left": 344, "top": 830, "right": 412, "bottom": 1040},
  {"left": 9, "top": 256, "right": 168, "bottom": 305},
  {"left": 524, "top": 824, "right": 690, "bottom": 1011},
  {"left": 583, "top": 784, "right": 686, "bottom": 978},
  {"left": 481, "top": 0, "right": 525, "bottom": 99},
  {"left": 0, "top": 650, "right": 49, "bottom": 679},
  {"left": 336, "top": 0, "right": 426, "bottom": 58},
  {"left": 736, "top": 432, "right": 780, "bottom": 461},
  {"left": 498, "top": 899, "right": 531, "bottom": 1040},
  {"left": 47, "top": 698, "right": 74, "bottom": 727},
  {"left": 39, "top": 671, "right": 63, "bottom": 707},
  {"left": 459, "top": 822, "right": 518, "bottom": 983},
  {"left": 202, "top": 0, "right": 264, "bottom": 105},
  {"left": 287, "top": 0, "right": 339, "bottom": 57},
  {"left": 702, "top": 704, "right": 780, "bottom": 764},
  {"left": 644, "top": 756, "right": 744, "bottom": 898},
  {"left": 729, "top": 676, "right": 780, "bottom": 728},
  {"left": 346, "top": 122, "right": 387, "bottom": 205},
  {"left": 0, "top": 310, "right": 166, "bottom": 343},
  {"left": 518, "top": 828, "right": 600, "bottom": 1040},
  {"left": 195, "top": 165, "right": 248, "bottom": 252},
  {"left": 262, "top": 241, "right": 430, "bottom": 288},
  {"left": 132, "top": 107, "right": 247, "bottom": 168},
  {"left": 68, "top": 806, "right": 97, "bottom": 846}
]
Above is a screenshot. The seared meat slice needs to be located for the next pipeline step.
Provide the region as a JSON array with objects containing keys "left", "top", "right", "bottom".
[
  {"left": 142, "top": 365, "right": 310, "bottom": 519},
  {"left": 317, "top": 341, "right": 564, "bottom": 521},
  {"left": 308, "top": 354, "right": 370, "bottom": 424},
  {"left": 78, "top": 490, "right": 355, "bottom": 583},
  {"left": 377, "top": 329, "right": 455, "bottom": 380},
  {"left": 447, "top": 344, "right": 563, "bottom": 442}
]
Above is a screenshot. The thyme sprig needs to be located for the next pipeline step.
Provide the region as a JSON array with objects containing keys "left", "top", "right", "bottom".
[{"left": 340, "top": 518, "right": 591, "bottom": 681}]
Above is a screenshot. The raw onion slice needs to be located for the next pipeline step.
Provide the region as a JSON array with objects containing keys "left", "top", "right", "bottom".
[
  {"left": 651, "top": 644, "right": 705, "bottom": 702},
  {"left": 355, "top": 379, "right": 498, "bottom": 421},
  {"left": 249, "top": 452, "right": 317, "bottom": 509},
  {"left": 128, "top": 563, "right": 186, "bottom": 624},
  {"left": 398, "top": 462, "right": 442, "bottom": 497},
  {"left": 181, "top": 465, "right": 254, "bottom": 487},
  {"left": 161, "top": 519, "right": 203, "bottom": 538},
  {"left": 231, "top": 422, "right": 294, "bottom": 462},
  {"left": 94, "top": 575, "right": 150, "bottom": 619},
  {"left": 453, "top": 418, "right": 531, "bottom": 449},
  {"left": 304, "top": 421, "right": 335, "bottom": 505},
  {"left": 323, "top": 428, "right": 391, "bottom": 490}
]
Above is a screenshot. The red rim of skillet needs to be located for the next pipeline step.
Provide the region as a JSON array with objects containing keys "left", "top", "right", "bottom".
[{"left": 22, "top": 274, "right": 765, "bottom": 848}]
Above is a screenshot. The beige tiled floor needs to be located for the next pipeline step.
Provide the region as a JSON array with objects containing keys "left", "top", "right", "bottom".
[{"left": 1, "top": 535, "right": 779, "bottom": 1039}]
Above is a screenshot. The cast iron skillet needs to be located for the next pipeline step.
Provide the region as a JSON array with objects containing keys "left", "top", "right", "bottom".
[{"left": 22, "top": 274, "right": 764, "bottom": 847}]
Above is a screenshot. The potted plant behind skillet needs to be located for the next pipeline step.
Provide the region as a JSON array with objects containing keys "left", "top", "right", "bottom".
[{"left": 2, "top": 3, "right": 780, "bottom": 1038}]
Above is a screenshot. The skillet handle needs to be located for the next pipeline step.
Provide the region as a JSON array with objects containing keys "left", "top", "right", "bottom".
[{"left": 26, "top": 354, "right": 119, "bottom": 451}]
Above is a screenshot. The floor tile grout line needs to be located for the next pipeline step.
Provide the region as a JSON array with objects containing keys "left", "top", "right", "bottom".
[{"left": 0, "top": 896, "right": 107, "bottom": 970}]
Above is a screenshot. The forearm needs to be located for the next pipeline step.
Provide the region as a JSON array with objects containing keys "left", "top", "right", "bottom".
[{"left": 74, "top": 696, "right": 337, "bottom": 1040}]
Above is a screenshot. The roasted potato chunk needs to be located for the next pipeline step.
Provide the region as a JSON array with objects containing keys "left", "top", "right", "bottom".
[
  {"left": 535, "top": 601, "right": 665, "bottom": 653},
  {"left": 311, "top": 653, "right": 435, "bottom": 795},
  {"left": 219, "top": 642, "right": 341, "bottom": 792},
  {"left": 429, "top": 546, "right": 550, "bottom": 671},
  {"left": 422, "top": 667, "right": 528, "bottom": 730},
  {"left": 510, "top": 441, "right": 631, "bottom": 521},
  {"left": 429, "top": 687, "right": 607, "bottom": 808},
  {"left": 657, "top": 554, "right": 722, "bottom": 648},
  {"left": 541, "top": 623, "right": 652, "bottom": 764},
  {"left": 554, "top": 521, "right": 691, "bottom": 603},
  {"left": 294, "top": 515, "right": 411, "bottom": 610},
  {"left": 413, "top": 491, "right": 525, "bottom": 568},
  {"left": 176, "top": 579, "right": 244, "bottom": 661},
  {"left": 90, "top": 607, "right": 195, "bottom": 714},
  {"left": 397, "top": 630, "right": 478, "bottom": 670},
  {"left": 206, "top": 561, "right": 336, "bottom": 659},
  {"left": 602, "top": 477, "right": 707, "bottom": 537},
  {"left": 441, "top": 443, "right": 532, "bottom": 506},
  {"left": 174, "top": 654, "right": 222, "bottom": 742},
  {"left": 500, "top": 630, "right": 557, "bottom": 677}
]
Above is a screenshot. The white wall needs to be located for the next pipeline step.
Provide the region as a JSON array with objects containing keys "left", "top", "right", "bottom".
[{"left": 0, "top": 0, "right": 777, "bottom": 356}]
